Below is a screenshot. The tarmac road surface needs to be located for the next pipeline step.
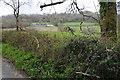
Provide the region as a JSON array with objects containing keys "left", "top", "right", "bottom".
[{"left": 0, "top": 58, "right": 29, "bottom": 79}]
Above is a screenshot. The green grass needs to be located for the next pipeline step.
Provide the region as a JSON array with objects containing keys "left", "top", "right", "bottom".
[
  {"left": 39, "top": 31, "right": 74, "bottom": 37},
  {"left": 63, "top": 22, "right": 101, "bottom": 36},
  {"left": 63, "top": 22, "right": 98, "bottom": 25},
  {"left": 1, "top": 43, "right": 92, "bottom": 78},
  {"left": 71, "top": 26, "right": 101, "bottom": 32},
  {"left": 38, "top": 31, "right": 101, "bottom": 39},
  {"left": 0, "top": 43, "right": 1, "bottom": 58}
]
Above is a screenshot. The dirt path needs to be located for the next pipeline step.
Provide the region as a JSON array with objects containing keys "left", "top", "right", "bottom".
[{"left": 1, "top": 58, "right": 29, "bottom": 79}]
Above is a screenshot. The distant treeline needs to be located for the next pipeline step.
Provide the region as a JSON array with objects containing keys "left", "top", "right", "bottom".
[{"left": 1, "top": 11, "right": 120, "bottom": 28}]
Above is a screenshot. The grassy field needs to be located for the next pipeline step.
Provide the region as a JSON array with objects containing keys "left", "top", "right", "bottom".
[
  {"left": 63, "top": 22, "right": 99, "bottom": 25},
  {"left": 71, "top": 26, "right": 101, "bottom": 32},
  {"left": 38, "top": 31, "right": 101, "bottom": 40},
  {"left": 25, "top": 22, "right": 102, "bottom": 38},
  {"left": 62, "top": 22, "right": 101, "bottom": 35}
]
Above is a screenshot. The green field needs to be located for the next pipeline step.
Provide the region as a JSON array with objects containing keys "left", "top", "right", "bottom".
[
  {"left": 71, "top": 26, "right": 101, "bottom": 32},
  {"left": 39, "top": 30, "right": 101, "bottom": 39},
  {"left": 31, "top": 22, "right": 101, "bottom": 38},
  {"left": 63, "top": 22, "right": 101, "bottom": 34},
  {"left": 63, "top": 22, "right": 99, "bottom": 25},
  {"left": 27, "top": 22, "right": 101, "bottom": 33}
]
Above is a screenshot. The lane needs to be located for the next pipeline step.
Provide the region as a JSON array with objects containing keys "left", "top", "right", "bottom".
[{"left": 1, "top": 58, "right": 29, "bottom": 78}]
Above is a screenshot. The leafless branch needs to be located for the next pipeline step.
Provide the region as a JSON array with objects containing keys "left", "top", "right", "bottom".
[
  {"left": 19, "top": 2, "right": 29, "bottom": 8},
  {"left": 11, "top": 0, "right": 16, "bottom": 8},
  {"left": 3, "top": 1, "right": 15, "bottom": 9},
  {"left": 76, "top": 72, "right": 100, "bottom": 78},
  {"left": 73, "top": 1, "right": 99, "bottom": 22},
  {"left": 66, "top": 26, "right": 76, "bottom": 36},
  {"left": 40, "top": 0, "right": 66, "bottom": 9},
  {"left": 93, "top": 1, "right": 100, "bottom": 21}
]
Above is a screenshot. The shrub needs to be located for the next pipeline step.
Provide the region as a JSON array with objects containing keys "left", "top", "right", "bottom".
[
  {"left": 2, "top": 31, "right": 64, "bottom": 60},
  {"left": 60, "top": 36, "right": 120, "bottom": 79},
  {"left": 2, "top": 31, "right": 38, "bottom": 52}
]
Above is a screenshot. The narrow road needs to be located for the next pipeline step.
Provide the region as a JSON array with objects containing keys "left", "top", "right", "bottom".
[{"left": 0, "top": 58, "right": 29, "bottom": 79}]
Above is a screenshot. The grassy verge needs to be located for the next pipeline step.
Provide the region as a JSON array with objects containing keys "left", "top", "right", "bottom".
[
  {"left": 1, "top": 44, "right": 42, "bottom": 78},
  {"left": 0, "top": 43, "right": 2, "bottom": 58},
  {"left": 1, "top": 43, "right": 86, "bottom": 78}
]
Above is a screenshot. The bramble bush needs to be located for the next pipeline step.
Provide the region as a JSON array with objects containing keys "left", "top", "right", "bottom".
[{"left": 61, "top": 37, "right": 120, "bottom": 78}]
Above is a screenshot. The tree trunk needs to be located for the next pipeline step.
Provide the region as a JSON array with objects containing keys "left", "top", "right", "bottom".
[
  {"left": 118, "top": 15, "right": 120, "bottom": 40},
  {"left": 16, "top": 0, "right": 21, "bottom": 31},
  {"left": 16, "top": 17, "right": 19, "bottom": 31},
  {"left": 100, "top": 2, "right": 117, "bottom": 41}
]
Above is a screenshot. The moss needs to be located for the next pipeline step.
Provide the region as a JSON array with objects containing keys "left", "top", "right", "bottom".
[{"left": 99, "top": 2, "right": 117, "bottom": 41}]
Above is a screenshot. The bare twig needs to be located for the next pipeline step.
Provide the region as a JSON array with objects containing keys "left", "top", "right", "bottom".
[
  {"left": 93, "top": 1, "right": 100, "bottom": 22},
  {"left": 66, "top": 26, "right": 76, "bottom": 36},
  {"left": 73, "top": 1, "right": 99, "bottom": 22},
  {"left": 76, "top": 72, "right": 100, "bottom": 78},
  {"left": 4, "top": 1, "right": 15, "bottom": 9},
  {"left": 32, "top": 36, "right": 40, "bottom": 49}
]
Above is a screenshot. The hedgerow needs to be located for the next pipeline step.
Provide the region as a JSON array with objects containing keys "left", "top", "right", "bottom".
[{"left": 2, "top": 31, "right": 120, "bottom": 79}]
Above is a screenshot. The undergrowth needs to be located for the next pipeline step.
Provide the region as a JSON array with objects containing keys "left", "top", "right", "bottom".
[{"left": 1, "top": 31, "right": 120, "bottom": 79}]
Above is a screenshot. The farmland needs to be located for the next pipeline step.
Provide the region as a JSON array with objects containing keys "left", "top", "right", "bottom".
[
  {"left": 63, "top": 22, "right": 100, "bottom": 32},
  {"left": 28, "top": 22, "right": 101, "bottom": 33}
]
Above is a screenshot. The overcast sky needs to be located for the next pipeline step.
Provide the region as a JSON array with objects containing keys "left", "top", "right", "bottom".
[{"left": 0, "top": 0, "right": 120, "bottom": 16}]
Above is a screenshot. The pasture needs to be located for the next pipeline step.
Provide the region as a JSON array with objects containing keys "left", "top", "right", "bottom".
[
  {"left": 62, "top": 22, "right": 101, "bottom": 37},
  {"left": 2, "top": 22, "right": 101, "bottom": 39},
  {"left": 63, "top": 22, "right": 100, "bottom": 32}
]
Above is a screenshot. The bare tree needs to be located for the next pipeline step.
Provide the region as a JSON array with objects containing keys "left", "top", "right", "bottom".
[{"left": 2, "top": 0, "right": 29, "bottom": 31}]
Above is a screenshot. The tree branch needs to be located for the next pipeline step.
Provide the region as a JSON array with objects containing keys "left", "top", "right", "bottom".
[
  {"left": 40, "top": 0, "right": 66, "bottom": 9},
  {"left": 19, "top": 2, "right": 29, "bottom": 8},
  {"left": 73, "top": 1, "right": 99, "bottom": 22},
  {"left": 3, "top": 1, "right": 15, "bottom": 9}
]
